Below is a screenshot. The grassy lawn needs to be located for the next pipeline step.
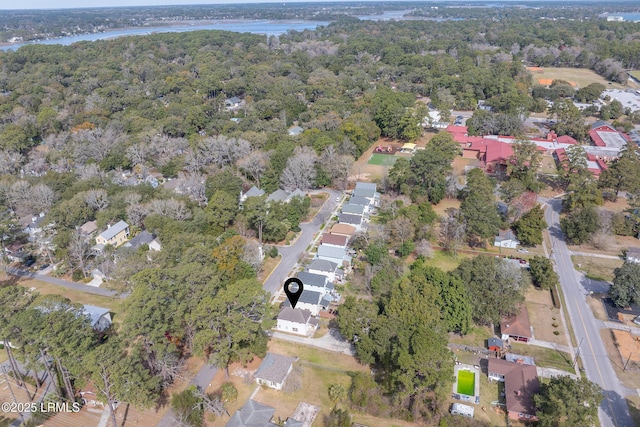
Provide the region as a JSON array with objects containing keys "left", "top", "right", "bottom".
[
  {"left": 509, "top": 342, "right": 574, "bottom": 373},
  {"left": 15, "top": 278, "right": 121, "bottom": 310},
  {"left": 422, "top": 250, "right": 469, "bottom": 272},
  {"left": 525, "top": 287, "right": 567, "bottom": 345},
  {"left": 527, "top": 67, "right": 624, "bottom": 89},
  {"left": 449, "top": 325, "right": 494, "bottom": 348},
  {"left": 367, "top": 153, "right": 399, "bottom": 166},
  {"left": 305, "top": 192, "right": 328, "bottom": 222},
  {"left": 258, "top": 254, "right": 281, "bottom": 283},
  {"left": 538, "top": 154, "right": 558, "bottom": 174},
  {"left": 432, "top": 198, "right": 461, "bottom": 217},
  {"left": 571, "top": 256, "right": 623, "bottom": 282}
]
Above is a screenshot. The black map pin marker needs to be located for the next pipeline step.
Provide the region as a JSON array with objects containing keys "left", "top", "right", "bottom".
[{"left": 284, "top": 278, "right": 304, "bottom": 309}]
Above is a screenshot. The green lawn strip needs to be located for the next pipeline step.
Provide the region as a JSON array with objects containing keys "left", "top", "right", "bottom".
[{"left": 510, "top": 342, "right": 574, "bottom": 372}]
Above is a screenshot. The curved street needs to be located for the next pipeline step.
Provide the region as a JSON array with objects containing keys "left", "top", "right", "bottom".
[{"left": 544, "top": 198, "right": 634, "bottom": 427}]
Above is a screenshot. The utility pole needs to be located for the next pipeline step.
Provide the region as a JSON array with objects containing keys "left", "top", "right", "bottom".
[{"left": 573, "top": 337, "right": 584, "bottom": 371}]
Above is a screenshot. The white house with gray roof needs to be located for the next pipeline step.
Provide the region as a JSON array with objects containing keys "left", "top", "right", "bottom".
[
  {"left": 317, "top": 245, "right": 351, "bottom": 267},
  {"left": 352, "top": 182, "right": 380, "bottom": 206},
  {"left": 240, "top": 185, "right": 265, "bottom": 204},
  {"left": 341, "top": 204, "right": 366, "bottom": 216},
  {"left": 307, "top": 259, "right": 342, "bottom": 282},
  {"left": 276, "top": 307, "right": 318, "bottom": 336},
  {"left": 225, "top": 399, "right": 279, "bottom": 427},
  {"left": 254, "top": 353, "right": 296, "bottom": 390},
  {"left": 267, "top": 189, "right": 306, "bottom": 204},
  {"left": 338, "top": 213, "right": 363, "bottom": 231},
  {"left": 82, "top": 305, "right": 112, "bottom": 332},
  {"left": 282, "top": 289, "right": 327, "bottom": 315},
  {"left": 297, "top": 271, "right": 334, "bottom": 295}
]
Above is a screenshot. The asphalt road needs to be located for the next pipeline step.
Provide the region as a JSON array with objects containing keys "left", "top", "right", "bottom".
[
  {"left": 6, "top": 267, "right": 121, "bottom": 298},
  {"left": 263, "top": 188, "right": 342, "bottom": 295},
  {"left": 545, "top": 198, "right": 634, "bottom": 427}
]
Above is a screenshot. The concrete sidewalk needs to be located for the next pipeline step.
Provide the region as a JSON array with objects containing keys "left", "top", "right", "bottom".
[{"left": 272, "top": 329, "right": 355, "bottom": 356}]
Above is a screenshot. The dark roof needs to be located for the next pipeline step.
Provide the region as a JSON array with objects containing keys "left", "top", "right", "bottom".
[
  {"left": 244, "top": 186, "right": 265, "bottom": 198},
  {"left": 348, "top": 196, "right": 371, "bottom": 206},
  {"left": 283, "top": 290, "right": 323, "bottom": 307},
  {"left": 355, "top": 182, "right": 377, "bottom": 191},
  {"left": 496, "top": 229, "right": 518, "bottom": 242},
  {"left": 254, "top": 353, "right": 296, "bottom": 385},
  {"left": 341, "top": 204, "right": 366, "bottom": 215},
  {"left": 488, "top": 359, "right": 540, "bottom": 416},
  {"left": 500, "top": 304, "right": 531, "bottom": 339},
  {"left": 352, "top": 188, "right": 376, "bottom": 198},
  {"left": 99, "top": 220, "right": 129, "bottom": 241},
  {"left": 321, "top": 233, "right": 348, "bottom": 246},
  {"left": 278, "top": 307, "right": 313, "bottom": 324},
  {"left": 487, "top": 337, "right": 504, "bottom": 349},
  {"left": 225, "top": 399, "right": 277, "bottom": 427},
  {"left": 307, "top": 259, "right": 338, "bottom": 272},
  {"left": 267, "top": 189, "right": 290, "bottom": 203},
  {"left": 338, "top": 213, "right": 362, "bottom": 226},
  {"left": 124, "top": 230, "right": 155, "bottom": 249},
  {"left": 297, "top": 271, "right": 328, "bottom": 289}
]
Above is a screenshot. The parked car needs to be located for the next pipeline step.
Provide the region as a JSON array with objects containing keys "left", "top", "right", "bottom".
[
  {"left": 39, "top": 264, "right": 50, "bottom": 271},
  {"left": 23, "top": 259, "right": 36, "bottom": 267}
]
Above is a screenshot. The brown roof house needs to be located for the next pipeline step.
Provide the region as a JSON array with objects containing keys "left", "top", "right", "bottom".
[
  {"left": 320, "top": 233, "right": 348, "bottom": 248},
  {"left": 487, "top": 359, "right": 539, "bottom": 421},
  {"left": 254, "top": 353, "right": 297, "bottom": 391},
  {"left": 500, "top": 304, "right": 532, "bottom": 343},
  {"left": 329, "top": 223, "right": 356, "bottom": 238},
  {"left": 276, "top": 307, "right": 319, "bottom": 337}
]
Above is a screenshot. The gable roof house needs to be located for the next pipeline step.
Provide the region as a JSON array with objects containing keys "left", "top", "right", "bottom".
[
  {"left": 82, "top": 305, "right": 112, "bottom": 332},
  {"left": 267, "top": 189, "right": 306, "bottom": 204},
  {"left": 320, "top": 233, "right": 348, "bottom": 248},
  {"left": 79, "top": 220, "right": 98, "bottom": 236},
  {"left": 317, "top": 245, "right": 351, "bottom": 267},
  {"left": 226, "top": 399, "right": 279, "bottom": 427},
  {"left": 487, "top": 359, "right": 539, "bottom": 421},
  {"left": 282, "top": 289, "right": 327, "bottom": 316},
  {"left": 254, "top": 353, "right": 296, "bottom": 390},
  {"left": 297, "top": 271, "right": 334, "bottom": 294},
  {"left": 494, "top": 230, "right": 520, "bottom": 249},
  {"left": 627, "top": 247, "right": 640, "bottom": 263},
  {"left": 288, "top": 126, "right": 304, "bottom": 136},
  {"left": 487, "top": 337, "right": 505, "bottom": 353},
  {"left": 122, "top": 230, "right": 155, "bottom": 250},
  {"left": 341, "top": 204, "right": 366, "bottom": 217},
  {"left": 329, "top": 223, "right": 356, "bottom": 238},
  {"left": 240, "top": 186, "right": 265, "bottom": 204},
  {"left": 352, "top": 182, "right": 380, "bottom": 206},
  {"left": 224, "top": 96, "right": 243, "bottom": 111},
  {"left": 500, "top": 304, "right": 532, "bottom": 343},
  {"left": 307, "top": 259, "right": 342, "bottom": 282},
  {"left": 338, "top": 213, "right": 363, "bottom": 230},
  {"left": 276, "top": 307, "right": 318, "bottom": 337},
  {"left": 95, "top": 221, "right": 130, "bottom": 247}
]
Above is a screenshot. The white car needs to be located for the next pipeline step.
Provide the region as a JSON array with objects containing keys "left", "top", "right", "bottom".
[{"left": 335, "top": 197, "right": 340, "bottom": 202}]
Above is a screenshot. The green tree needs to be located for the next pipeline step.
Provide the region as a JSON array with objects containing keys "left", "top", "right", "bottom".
[
  {"left": 575, "top": 83, "right": 605, "bottom": 103},
  {"left": 460, "top": 168, "right": 502, "bottom": 246},
  {"left": 507, "top": 138, "right": 542, "bottom": 192},
  {"left": 221, "top": 382, "right": 238, "bottom": 403},
  {"left": 454, "top": 256, "right": 527, "bottom": 325},
  {"left": 513, "top": 204, "right": 547, "bottom": 246},
  {"left": 171, "top": 386, "right": 204, "bottom": 427},
  {"left": 529, "top": 256, "right": 560, "bottom": 290},
  {"left": 598, "top": 146, "right": 640, "bottom": 204},
  {"left": 191, "top": 278, "right": 272, "bottom": 377},
  {"left": 550, "top": 99, "right": 588, "bottom": 142},
  {"left": 534, "top": 376, "right": 602, "bottom": 427},
  {"left": 610, "top": 262, "right": 640, "bottom": 307},
  {"left": 328, "top": 383, "right": 347, "bottom": 404},
  {"left": 326, "top": 407, "right": 351, "bottom": 427},
  {"left": 87, "top": 338, "right": 160, "bottom": 427},
  {"left": 208, "top": 190, "right": 239, "bottom": 232},
  {"left": 372, "top": 86, "right": 415, "bottom": 139},
  {"left": 560, "top": 206, "right": 600, "bottom": 245}
]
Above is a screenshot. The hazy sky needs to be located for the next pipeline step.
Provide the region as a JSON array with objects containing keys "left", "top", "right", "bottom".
[{"left": 3, "top": 0, "right": 343, "bottom": 10}]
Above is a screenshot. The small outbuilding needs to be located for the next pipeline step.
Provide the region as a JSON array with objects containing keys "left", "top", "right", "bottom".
[
  {"left": 450, "top": 403, "right": 474, "bottom": 418},
  {"left": 487, "top": 337, "right": 504, "bottom": 353}
]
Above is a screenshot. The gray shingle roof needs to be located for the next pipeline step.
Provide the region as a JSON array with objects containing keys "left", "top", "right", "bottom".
[
  {"left": 82, "top": 305, "right": 111, "bottom": 329},
  {"left": 307, "top": 259, "right": 338, "bottom": 272},
  {"left": 278, "top": 307, "right": 313, "bottom": 324},
  {"left": 355, "top": 182, "right": 377, "bottom": 191},
  {"left": 123, "top": 230, "right": 155, "bottom": 249},
  {"left": 352, "top": 188, "right": 376, "bottom": 198},
  {"left": 98, "top": 220, "right": 129, "bottom": 241},
  {"left": 244, "top": 186, "right": 265, "bottom": 198},
  {"left": 225, "top": 399, "right": 277, "bottom": 427},
  {"left": 347, "top": 196, "right": 370, "bottom": 206},
  {"left": 254, "top": 353, "right": 296, "bottom": 385},
  {"left": 297, "top": 271, "right": 328, "bottom": 289},
  {"left": 342, "top": 204, "right": 365, "bottom": 215},
  {"left": 317, "top": 245, "right": 347, "bottom": 260},
  {"left": 338, "top": 213, "right": 362, "bottom": 226},
  {"left": 267, "top": 189, "right": 289, "bottom": 203}
]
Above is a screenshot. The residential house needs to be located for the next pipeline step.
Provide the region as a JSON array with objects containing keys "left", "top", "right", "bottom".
[
  {"left": 297, "top": 271, "right": 334, "bottom": 294},
  {"left": 320, "top": 233, "right": 348, "bottom": 248},
  {"left": 329, "top": 223, "right": 356, "bottom": 238},
  {"left": 79, "top": 220, "right": 98, "bottom": 236},
  {"left": 254, "top": 353, "right": 296, "bottom": 390},
  {"left": 5, "top": 241, "right": 26, "bottom": 262},
  {"left": 317, "top": 245, "right": 351, "bottom": 267},
  {"left": 282, "top": 289, "right": 328, "bottom": 316},
  {"left": 224, "top": 97, "right": 243, "bottom": 110},
  {"left": 494, "top": 230, "right": 520, "bottom": 249},
  {"left": 122, "top": 230, "right": 155, "bottom": 250},
  {"left": 22, "top": 213, "right": 47, "bottom": 241},
  {"left": 307, "top": 259, "right": 341, "bottom": 282},
  {"left": 341, "top": 204, "right": 366, "bottom": 217},
  {"left": 226, "top": 399, "right": 279, "bottom": 427},
  {"left": 240, "top": 186, "right": 265, "bottom": 204},
  {"left": 95, "top": 221, "right": 130, "bottom": 247},
  {"left": 83, "top": 305, "right": 112, "bottom": 332},
  {"left": 348, "top": 196, "right": 373, "bottom": 212},
  {"left": 487, "top": 359, "right": 539, "bottom": 421},
  {"left": 500, "top": 304, "right": 532, "bottom": 343},
  {"left": 627, "top": 247, "right": 640, "bottom": 263},
  {"left": 288, "top": 126, "right": 304, "bottom": 136},
  {"left": 352, "top": 182, "right": 379, "bottom": 206},
  {"left": 267, "top": 189, "right": 306, "bottom": 204},
  {"left": 276, "top": 307, "right": 318, "bottom": 337},
  {"left": 149, "top": 237, "right": 162, "bottom": 252},
  {"left": 338, "top": 213, "right": 363, "bottom": 231}
]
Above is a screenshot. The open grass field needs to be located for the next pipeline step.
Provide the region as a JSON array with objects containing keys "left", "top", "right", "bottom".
[
  {"left": 571, "top": 255, "right": 623, "bottom": 282},
  {"left": 422, "top": 250, "right": 469, "bottom": 272},
  {"left": 13, "top": 278, "right": 121, "bottom": 310},
  {"left": 630, "top": 70, "right": 640, "bottom": 81},
  {"left": 449, "top": 324, "right": 493, "bottom": 348},
  {"left": 367, "top": 153, "right": 400, "bottom": 166},
  {"left": 527, "top": 67, "right": 625, "bottom": 89}
]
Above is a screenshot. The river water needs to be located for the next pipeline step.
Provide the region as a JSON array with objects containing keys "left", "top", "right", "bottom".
[{"left": 0, "top": 10, "right": 415, "bottom": 51}]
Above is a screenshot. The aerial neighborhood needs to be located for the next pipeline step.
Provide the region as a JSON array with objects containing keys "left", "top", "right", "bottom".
[{"left": 1, "top": 2, "right": 640, "bottom": 427}]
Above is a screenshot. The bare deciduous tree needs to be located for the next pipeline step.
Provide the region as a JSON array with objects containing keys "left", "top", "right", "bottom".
[
  {"left": 242, "top": 240, "right": 263, "bottom": 272},
  {"left": 415, "top": 239, "right": 434, "bottom": 258},
  {"left": 68, "top": 230, "right": 92, "bottom": 279},
  {"left": 30, "top": 183, "right": 55, "bottom": 213},
  {"left": 84, "top": 189, "right": 109, "bottom": 211},
  {"left": 8, "top": 180, "right": 32, "bottom": 214},
  {"left": 387, "top": 216, "right": 415, "bottom": 248},
  {"left": 440, "top": 208, "right": 466, "bottom": 255},
  {"left": 148, "top": 198, "right": 191, "bottom": 221},
  {"left": 0, "top": 151, "right": 25, "bottom": 175},
  {"left": 237, "top": 150, "right": 269, "bottom": 188},
  {"left": 280, "top": 146, "right": 317, "bottom": 191}
]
